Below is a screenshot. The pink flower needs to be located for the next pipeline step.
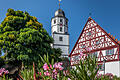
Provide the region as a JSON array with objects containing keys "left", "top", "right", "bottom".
[
  {"left": 49, "top": 64, "right": 52, "bottom": 69},
  {"left": 44, "top": 71, "right": 50, "bottom": 76},
  {"left": 53, "top": 62, "right": 64, "bottom": 70},
  {"left": 58, "top": 62, "right": 63, "bottom": 65},
  {"left": 43, "top": 63, "right": 49, "bottom": 70},
  {"left": 0, "top": 73, "right": 2, "bottom": 77},
  {"left": 4, "top": 70, "right": 9, "bottom": 74},
  {"left": 53, "top": 63, "right": 59, "bottom": 69},
  {"left": 86, "top": 48, "right": 91, "bottom": 51},
  {"left": 0, "top": 68, "right": 9, "bottom": 76},
  {"left": 68, "top": 78, "right": 71, "bottom": 80},
  {"left": 53, "top": 69, "right": 56, "bottom": 73},
  {"left": 40, "top": 72, "right": 41, "bottom": 76},
  {"left": 38, "top": 72, "right": 41, "bottom": 76},
  {"left": 63, "top": 70, "right": 66, "bottom": 76},
  {"left": 59, "top": 66, "right": 63, "bottom": 70}
]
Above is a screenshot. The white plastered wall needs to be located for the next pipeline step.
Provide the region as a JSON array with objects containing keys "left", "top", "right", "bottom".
[{"left": 105, "top": 61, "right": 120, "bottom": 77}]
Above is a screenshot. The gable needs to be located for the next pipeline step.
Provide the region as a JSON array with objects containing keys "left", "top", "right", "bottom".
[{"left": 70, "top": 17, "right": 120, "bottom": 56}]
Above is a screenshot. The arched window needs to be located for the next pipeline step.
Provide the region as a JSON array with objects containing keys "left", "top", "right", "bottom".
[
  {"left": 54, "top": 19, "right": 56, "bottom": 24},
  {"left": 60, "top": 19, "right": 63, "bottom": 23}
]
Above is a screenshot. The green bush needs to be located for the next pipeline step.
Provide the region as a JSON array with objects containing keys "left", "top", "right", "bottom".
[{"left": 69, "top": 55, "right": 99, "bottom": 80}]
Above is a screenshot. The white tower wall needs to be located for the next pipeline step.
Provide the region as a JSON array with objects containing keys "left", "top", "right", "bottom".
[{"left": 51, "top": 9, "right": 69, "bottom": 57}]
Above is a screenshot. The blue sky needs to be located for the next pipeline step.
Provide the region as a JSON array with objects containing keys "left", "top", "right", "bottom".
[{"left": 0, "top": 0, "right": 120, "bottom": 52}]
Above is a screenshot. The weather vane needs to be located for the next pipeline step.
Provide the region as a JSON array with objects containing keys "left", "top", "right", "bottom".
[{"left": 59, "top": 0, "right": 61, "bottom": 9}]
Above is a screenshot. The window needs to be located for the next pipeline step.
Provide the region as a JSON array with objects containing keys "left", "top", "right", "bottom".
[
  {"left": 60, "top": 27, "right": 62, "bottom": 32},
  {"left": 106, "top": 49, "right": 114, "bottom": 55},
  {"left": 54, "top": 19, "right": 56, "bottom": 24},
  {"left": 59, "top": 36, "right": 63, "bottom": 41},
  {"left": 66, "top": 21, "right": 67, "bottom": 25},
  {"left": 82, "top": 44, "right": 85, "bottom": 48},
  {"left": 74, "top": 56, "right": 79, "bottom": 61},
  {"left": 60, "top": 19, "right": 63, "bottom": 23},
  {"left": 87, "top": 32, "right": 91, "bottom": 36},
  {"left": 96, "top": 40, "right": 100, "bottom": 45}
]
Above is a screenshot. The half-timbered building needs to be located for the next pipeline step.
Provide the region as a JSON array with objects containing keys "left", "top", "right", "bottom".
[{"left": 69, "top": 17, "right": 120, "bottom": 77}]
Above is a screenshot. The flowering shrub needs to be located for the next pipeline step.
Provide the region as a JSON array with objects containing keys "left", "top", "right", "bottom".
[
  {"left": 0, "top": 68, "right": 10, "bottom": 80},
  {"left": 38, "top": 62, "right": 65, "bottom": 79},
  {"left": 0, "top": 68, "right": 9, "bottom": 77}
]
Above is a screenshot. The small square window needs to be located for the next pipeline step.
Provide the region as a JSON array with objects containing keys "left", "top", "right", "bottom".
[
  {"left": 60, "top": 27, "right": 62, "bottom": 32},
  {"left": 59, "top": 37, "right": 63, "bottom": 41},
  {"left": 96, "top": 40, "right": 100, "bottom": 45},
  {"left": 74, "top": 56, "right": 79, "bottom": 61},
  {"left": 82, "top": 44, "right": 85, "bottom": 48},
  {"left": 87, "top": 32, "right": 91, "bottom": 36}
]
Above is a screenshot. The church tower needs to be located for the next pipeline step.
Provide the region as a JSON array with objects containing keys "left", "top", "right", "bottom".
[{"left": 51, "top": 1, "right": 69, "bottom": 57}]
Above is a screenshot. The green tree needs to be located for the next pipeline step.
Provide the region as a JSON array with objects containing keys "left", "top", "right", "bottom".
[{"left": 0, "top": 8, "right": 61, "bottom": 66}]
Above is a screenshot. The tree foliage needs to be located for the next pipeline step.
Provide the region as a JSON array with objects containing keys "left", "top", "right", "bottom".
[{"left": 0, "top": 8, "right": 61, "bottom": 66}]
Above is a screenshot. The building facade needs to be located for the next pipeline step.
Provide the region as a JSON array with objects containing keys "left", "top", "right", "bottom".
[
  {"left": 69, "top": 17, "right": 120, "bottom": 77},
  {"left": 51, "top": 8, "right": 69, "bottom": 57}
]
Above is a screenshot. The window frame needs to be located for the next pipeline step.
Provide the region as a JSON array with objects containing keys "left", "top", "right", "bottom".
[
  {"left": 87, "top": 32, "right": 92, "bottom": 36},
  {"left": 96, "top": 40, "right": 100, "bottom": 45},
  {"left": 106, "top": 49, "right": 114, "bottom": 56},
  {"left": 59, "top": 36, "right": 63, "bottom": 41}
]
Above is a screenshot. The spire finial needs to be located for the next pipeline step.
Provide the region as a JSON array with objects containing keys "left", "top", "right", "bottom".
[
  {"left": 59, "top": 0, "right": 61, "bottom": 9},
  {"left": 89, "top": 12, "right": 92, "bottom": 17}
]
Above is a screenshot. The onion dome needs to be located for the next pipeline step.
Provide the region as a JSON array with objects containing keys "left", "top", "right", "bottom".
[{"left": 55, "top": 9, "right": 65, "bottom": 17}]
